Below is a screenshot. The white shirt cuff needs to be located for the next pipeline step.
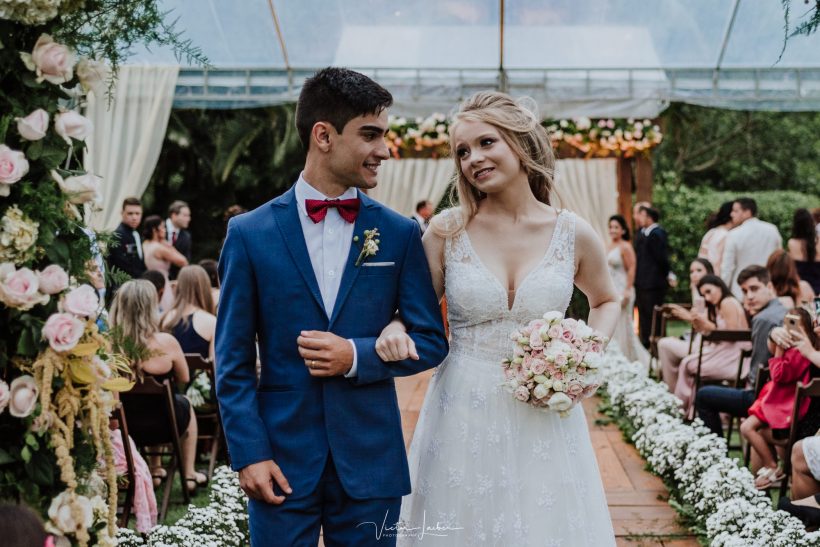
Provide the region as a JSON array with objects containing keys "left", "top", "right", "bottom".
[{"left": 344, "top": 339, "right": 358, "bottom": 377}]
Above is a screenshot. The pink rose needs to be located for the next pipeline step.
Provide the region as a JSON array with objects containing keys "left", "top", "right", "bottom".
[
  {"left": 24, "top": 34, "right": 75, "bottom": 85},
  {"left": 571, "top": 349, "right": 585, "bottom": 364},
  {"left": 16, "top": 109, "right": 49, "bottom": 141},
  {"left": 513, "top": 386, "right": 530, "bottom": 402},
  {"left": 0, "top": 145, "right": 29, "bottom": 195},
  {"left": 503, "top": 368, "right": 515, "bottom": 381},
  {"left": 576, "top": 366, "right": 587, "bottom": 376},
  {"left": 567, "top": 381, "right": 584, "bottom": 397},
  {"left": 9, "top": 375, "right": 38, "bottom": 418},
  {"left": 553, "top": 371, "right": 565, "bottom": 381},
  {"left": 0, "top": 380, "right": 9, "bottom": 414},
  {"left": 529, "top": 320, "right": 545, "bottom": 331},
  {"left": 61, "top": 284, "right": 99, "bottom": 317},
  {"left": 0, "top": 266, "right": 49, "bottom": 310},
  {"left": 516, "top": 369, "right": 531, "bottom": 383},
  {"left": 547, "top": 325, "right": 562, "bottom": 340},
  {"left": 530, "top": 358, "right": 547, "bottom": 375},
  {"left": 529, "top": 330, "right": 544, "bottom": 349},
  {"left": 54, "top": 110, "right": 93, "bottom": 145},
  {"left": 583, "top": 384, "right": 600, "bottom": 396},
  {"left": 50, "top": 170, "right": 101, "bottom": 205},
  {"left": 38, "top": 264, "right": 69, "bottom": 295},
  {"left": 43, "top": 313, "right": 85, "bottom": 352},
  {"left": 590, "top": 342, "right": 603, "bottom": 354},
  {"left": 553, "top": 352, "right": 569, "bottom": 367},
  {"left": 561, "top": 329, "right": 574, "bottom": 343},
  {"left": 513, "top": 344, "right": 525, "bottom": 357},
  {"left": 545, "top": 363, "right": 559, "bottom": 375}
]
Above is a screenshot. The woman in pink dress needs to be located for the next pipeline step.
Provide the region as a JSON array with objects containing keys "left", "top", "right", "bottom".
[
  {"left": 141, "top": 215, "right": 188, "bottom": 311},
  {"left": 671, "top": 274, "right": 750, "bottom": 418}
]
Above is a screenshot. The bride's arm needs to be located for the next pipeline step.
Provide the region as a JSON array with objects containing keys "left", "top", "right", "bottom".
[
  {"left": 375, "top": 218, "right": 447, "bottom": 361},
  {"left": 574, "top": 218, "right": 620, "bottom": 341}
]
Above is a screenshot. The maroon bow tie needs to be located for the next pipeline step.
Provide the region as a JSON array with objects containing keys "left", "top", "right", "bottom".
[{"left": 305, "top": 198, "right": 360, "bottom": 223}]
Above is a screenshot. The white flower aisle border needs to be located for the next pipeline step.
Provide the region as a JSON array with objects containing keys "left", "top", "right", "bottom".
[
  {"left": 600, "top": 342, "right": 820, "bottom": 546},
  {"left": 116, "top": 466, "right": 249, "bottom": 546}
]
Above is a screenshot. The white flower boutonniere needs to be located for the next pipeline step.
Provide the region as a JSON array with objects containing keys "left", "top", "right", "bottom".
[{"left": 353, "top": 228, "right": 380, "bottom": 267}]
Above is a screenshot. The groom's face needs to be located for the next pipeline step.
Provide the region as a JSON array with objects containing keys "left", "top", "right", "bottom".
[{"left": 326, "top": 110, "right": 390, "bottom": 190}]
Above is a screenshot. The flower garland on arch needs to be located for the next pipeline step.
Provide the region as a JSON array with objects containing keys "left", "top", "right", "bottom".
[
  {"left": 385, "top": 114, "right": 663, "bottom": 159},
  {"left": 0, "top": 4, "right": 204, "bottom": 546}
]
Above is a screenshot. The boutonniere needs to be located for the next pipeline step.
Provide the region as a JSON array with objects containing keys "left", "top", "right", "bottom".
[{"left": 353, "top": 228, "right": 380, "bottom": 266}]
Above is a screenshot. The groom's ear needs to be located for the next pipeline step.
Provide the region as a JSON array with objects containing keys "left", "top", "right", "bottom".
[{"left": 311, "top": 122, "right": 333, "bottom": 153}]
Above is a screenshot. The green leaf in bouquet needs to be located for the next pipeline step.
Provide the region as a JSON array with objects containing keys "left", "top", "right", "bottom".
[
  {"left": 45, "top": 238, "right": 70, "bottom": 264},
  {"left": 16, "top": 325, "right": 38, "bottom": 357},
  {"left": 25, "top": 449, "right": 54, "bottom": 487},
  {"left": 0, "top": 448, "right": 14, "bottom": 466},
  {"left": 26, "top": 139, "right": 43, "bottom": 161},
  {"left": 0, "top": 114, "right": 11, "bottom": 144},
  {"left": 39, "top": 143, "right": 69, "bottom": 170},
  {"left": 21, "top": 71, "right": 46, "bottom": 89},
  {"left": 20, "top": 445, "right": 31, "bottom": 463}
]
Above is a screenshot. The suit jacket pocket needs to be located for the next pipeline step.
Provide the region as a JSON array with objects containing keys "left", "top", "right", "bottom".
[{"left": 359, "top": 263, "right": 396, "bottom": 275}]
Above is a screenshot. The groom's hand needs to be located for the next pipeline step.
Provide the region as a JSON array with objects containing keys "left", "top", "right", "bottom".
[
  {"left": 297, "top": 331, "right": 354, "bottom": 377},
  {"left": 239, "top": 460, "right": 292, "bottom": 505}
]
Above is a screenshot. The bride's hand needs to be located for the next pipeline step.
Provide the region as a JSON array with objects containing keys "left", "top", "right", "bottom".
[{"left": 376, "top": 319, "right": 418, "bottom": 362}]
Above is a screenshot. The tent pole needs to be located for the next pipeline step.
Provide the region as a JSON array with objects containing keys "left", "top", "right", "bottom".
[
  {"left": 266, "top": 0, "right": 292, "bottom": 91},
  {"left": 499, "top": 0, "right": 508, "bottom": 92}
]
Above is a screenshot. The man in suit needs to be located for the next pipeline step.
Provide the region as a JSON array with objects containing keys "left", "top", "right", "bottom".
[
  {"left": 165, "top": 200, "right": 192, "bottom": 280},
  {"left": 634, "top": 204, "right": 670, "bottom": 348},
  {"left": 411, "top": 199, "right": 433, "bottom": 234},
  {"left": 107, "top": 196, "right": 146, "bottom": 281},
  {"left": 720, "top": 197, "right": 782, "bottom": 299},
  {"left": 215, "top": 67, "right": 448, "bottom": 546}
]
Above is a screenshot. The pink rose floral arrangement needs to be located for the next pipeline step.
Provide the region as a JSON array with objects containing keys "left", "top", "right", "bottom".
[{"left": 502, "top": 311, "right": 607, "bottom": 416}]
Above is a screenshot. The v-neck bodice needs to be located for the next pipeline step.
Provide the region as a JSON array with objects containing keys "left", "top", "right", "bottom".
[{"left": 441, "top": 208, "right": 576, "bottom": 360}]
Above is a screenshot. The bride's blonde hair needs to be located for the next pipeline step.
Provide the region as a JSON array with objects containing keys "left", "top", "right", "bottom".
[{"left": 436, "top": 91, "right": 555, "bottom": 236}]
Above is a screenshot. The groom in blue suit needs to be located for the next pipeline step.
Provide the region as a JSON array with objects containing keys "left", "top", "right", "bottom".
[{"left": 215, "top": 68, "right": 448, "bottom": 546}]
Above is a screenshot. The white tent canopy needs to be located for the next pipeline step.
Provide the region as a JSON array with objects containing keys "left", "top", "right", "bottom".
[{"left": 128, "top": 0, "right": 820, "bottom": 117}]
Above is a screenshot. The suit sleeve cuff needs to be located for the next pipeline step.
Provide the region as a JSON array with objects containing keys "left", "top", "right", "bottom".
[{"left": 344, "top": 339, "right": 358, "bottom": 377}]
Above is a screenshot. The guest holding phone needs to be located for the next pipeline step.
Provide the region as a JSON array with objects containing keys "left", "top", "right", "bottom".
[{"left": 742, "top": 309, "right": 819, "bottom": 489}]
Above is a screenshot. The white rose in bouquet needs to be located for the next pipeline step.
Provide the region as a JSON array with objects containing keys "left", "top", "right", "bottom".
[
  {"left": 547, "top": 392, "right": 573, "bottom": 413},
  {"left": 76, "top": 58, "right": 111, "bottom": 96},
  {"left": 542, "top": 311, "right": 563, "bottom": 324},
  {"left": 0, "top": 379, "right": 10, "bottom": 414},
  {"left": 0, "top": 266, "right": 49, "bottom": 310},
  {"left": 21, "top": 34, "right": 75, "bottom": 85},
  {"left": 16, "top": 109, "right": 49, "bottom": 141},
  {"left": 9, "top": 375, "right": 39, "bottom": 418},
  {"left": 0, "top": 145, "right": 30, "bottom": 195},
  {"left": 51, "top": 170, "right": 102, "bottom": 205},
  {"left": 54, "top": 110, "right": 93, "bottom": 144},
  {"left": 38, "top": 264, "right": 69, "bottom": 295},
  {"left": 47, "top": 491, "right": 93, "bottom": 536}
]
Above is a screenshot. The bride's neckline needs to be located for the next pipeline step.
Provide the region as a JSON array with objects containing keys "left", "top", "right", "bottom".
[{"left": 460, "top": 210, "right": 566, "bottom": 312}]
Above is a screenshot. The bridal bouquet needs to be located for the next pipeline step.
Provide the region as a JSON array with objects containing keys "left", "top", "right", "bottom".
[{"left": 502, "top": 312, "right": 607, "bottom": 416}]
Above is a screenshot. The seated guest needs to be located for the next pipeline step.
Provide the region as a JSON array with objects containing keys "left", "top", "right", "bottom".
[
  {"left": 109, "top": 279, "right": 206, "bottom": 492},
  {"left": 741, "top": 308, "right": 819, "bottom": 489},
  {"left": 662, "top": 275, "right": 750, "bottom": 418},
  {"left": 198, "top": 258, "right": 220, "bottom": 310},
  {"left": 657, "top": 258, "right": 714, "bottom": 379},
  {"left": 767, "top": 249, "right": 815, "bottom": 308},
  {"left": 0, "top": 503, "right": 49, "bottom": 547},
  {"left": 161, "top": 265, "right": 216, "bottom": 360},
  {"left": 695, "top": 266, "right": 787, "bottom": 436},
  {"left": 140, "top": 270, "right": 167, "bottom": 308},
  {"left": 142, "top": 215, "right": 188, "bottom": 312},
  {"left": 788, "top": 207, "right": 820, "bottom": 294}
]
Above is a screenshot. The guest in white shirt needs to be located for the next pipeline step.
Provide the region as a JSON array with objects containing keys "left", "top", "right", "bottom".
[
  {"left": 720, "top": 197, "right": 782, "bottom": 299},
  {"left": 411, "top": 199, "right": 433, "bottom": 233}
]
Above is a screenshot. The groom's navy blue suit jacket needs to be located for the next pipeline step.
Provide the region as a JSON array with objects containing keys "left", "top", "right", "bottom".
[{"left": 215, "top": 186, "right": 448, "bottom": 500}]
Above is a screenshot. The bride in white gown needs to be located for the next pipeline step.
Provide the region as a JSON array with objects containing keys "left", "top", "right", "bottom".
[{"left": 376, "top": 92, "right": 619, "bottom": 546}]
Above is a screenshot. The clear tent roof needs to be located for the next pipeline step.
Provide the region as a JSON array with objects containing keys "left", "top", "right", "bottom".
[{"left": 131, "top": 0, "right": 820, "bottom": 116}]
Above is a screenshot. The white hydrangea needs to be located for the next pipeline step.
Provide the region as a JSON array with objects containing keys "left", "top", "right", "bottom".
[{"left": 0, "top": 0, "right": 82, "bottom": 25}]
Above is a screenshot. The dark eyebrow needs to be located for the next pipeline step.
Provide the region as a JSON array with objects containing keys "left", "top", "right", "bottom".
[{"left": 359, "top": 125, "right": 387, "bottom": 136}]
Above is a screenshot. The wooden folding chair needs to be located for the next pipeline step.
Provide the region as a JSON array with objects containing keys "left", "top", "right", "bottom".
[
  {"left": 113, "top": 404, "right": 136, "bottom": 529},
  {"left": 649, "top": 303, "right": 692, "bottom": 379},
  {"left": 780, "top": 378, "right": 820, "bottom": 498},
  {"left": 120, "top": 376, "right": 189, "bottom": 522},
  {"left": 693, "top": 329, "right": 752, "bottom": 395},
  {"left": 184, "top": 353, "right": 225, "bottom": 479}
]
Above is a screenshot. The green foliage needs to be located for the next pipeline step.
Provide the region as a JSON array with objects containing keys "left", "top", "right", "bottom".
[
  {"left": 144, "top": 106, "right": 305, "bottom": 261},
  {"left": 654, "top": 103, "right": 820, "bottom": 195},
  {"left": 653, "top": 180, "right": 819, "bottom": 302}
]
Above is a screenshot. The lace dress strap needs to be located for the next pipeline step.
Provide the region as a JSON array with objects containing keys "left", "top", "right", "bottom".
[{"left": 550, "top": 209, "right": 576, "bottom": 271}]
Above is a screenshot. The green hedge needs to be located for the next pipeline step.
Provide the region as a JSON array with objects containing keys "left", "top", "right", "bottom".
[{"left": 653, "top": 183, "right": 819, "bottom": 302}]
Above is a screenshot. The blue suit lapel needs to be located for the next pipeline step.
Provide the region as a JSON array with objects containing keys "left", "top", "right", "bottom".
[
  {"left": 328, "top": 193, "right": 382, "bottom": 329},
  {"left": 271, "top": 187, "right": 325, "bottom": 315}
]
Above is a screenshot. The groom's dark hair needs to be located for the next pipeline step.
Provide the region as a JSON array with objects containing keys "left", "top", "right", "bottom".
[{"left": 296, "top": 67, "right": 393, "bottom": 151}]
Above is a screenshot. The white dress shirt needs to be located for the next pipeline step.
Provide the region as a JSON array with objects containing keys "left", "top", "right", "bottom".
[
  {"left": 133, "top": 230, "right": 143, "bottom": 260},
  {"left": 294, "top": 174, "right": 359, "bottom": 377},
  {"left": 412, "top": 213, "right": 428, "bottom": 234},
  {"left": 720, "top": 217, "right": 783, "bottom": 299},
  {"left": 165, "top": 218, "right": 179, "bottom": 244}
]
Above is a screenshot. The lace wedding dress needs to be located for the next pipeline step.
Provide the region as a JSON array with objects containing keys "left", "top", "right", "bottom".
[{"left": 398, "top": 209, "right": 615, "bottom": 546}]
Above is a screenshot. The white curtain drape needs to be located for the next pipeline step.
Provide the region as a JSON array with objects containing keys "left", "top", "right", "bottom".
[
  {"left": 85, "top": 65, "right": 179, "bottom": 230},
  {"left": 368, "top": 158, "right": 454, "bottom": 217},
  {"left": 551, "top": 159, "right": 619, "bottom": 243}
]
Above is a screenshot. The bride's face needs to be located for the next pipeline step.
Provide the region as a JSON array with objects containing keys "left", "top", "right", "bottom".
[
  {"left": 452, "top": 120, "right": 524, "bottom": 194},
  {"left": 608, "top": 220, "right": 624, "bottom": 241}
]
